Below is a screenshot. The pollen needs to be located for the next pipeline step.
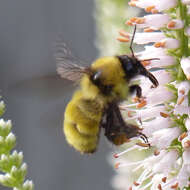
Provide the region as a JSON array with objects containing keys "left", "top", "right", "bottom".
[
  {"left": 133, "top": 181, "right": 140, "bottom": 186},
  {"left": 145, "top": 6, "right": 155, "bottom": 13},
  {"left": 179, "top": 132, "right": 188, "bottom": 141},
  {"left": 114, "top": 162, "right": 120, "bottom": 169},
  {"left": 126, "top": 20, "right": 134, "bottom": 26},
  {"left": 141, "top": 60, "right": 151, "bottom": 66},
  {"left": 128, "top": 1, "right": 137, "bottom": 7},
  {"left": 154, "top": 149, "right": 160, "bottom": 156},
  {"left": 167, "top": 21, "right": 176, "bottom": 28},
  {"left": 171, "top": 182, "right": 178, "bottom": 189},
  {"left": 119, "top": 30, "right": 130, "bottom": 39},
  {"left": 160, "top": 112, "right": 169, "bottom": 118},
  {"left": 144, "top": 27, "right": 155, "bottom": 32},
  {"left": 128, "top": 111, "right": 133, "bottom": 118},
  {"left": 137, "top": 100, "right": 147, "bottom": 108},
  {"left": 117, "top": 37, "right": 130, "bottom": 42},
  {"left": 177, "top": 96, "right": 185, "bottom": 105},
  {"left": 154, "top": 41, "right": 166, "bottom": 48},
  {"left": 151, "top": 8, "right": 159, "bottom": 14},
  {"left": 184, "top": 140, "right": 190, "bottom": 148},
  {"left": 158, "top": 184, "right": 162, "bottom": 190},
  {"left": 179, "top": 89, "right": 185, "bottom": 95},
  {"left": 130, "top": 17, "right": 138, "bottom": 22},
  {"left": 162, "top": 177, "right": 167, "bottom": 183},
  {"left": 135, "top": 18, "right": 145, "bottom": 24}
]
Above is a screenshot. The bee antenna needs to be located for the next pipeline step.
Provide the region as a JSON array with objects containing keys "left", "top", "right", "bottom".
[{"left": 130, "top": 25, "right": 137, "bottom": 57}]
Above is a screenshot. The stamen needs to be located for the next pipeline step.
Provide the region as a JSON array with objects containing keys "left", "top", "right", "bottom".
[
  {"left": 119, "top": 30, "right": 130, "bottom": 38},
  {"left": 116, "top": 161, "right": 143, "bottom": 169},
  {"left": 183, "top": 140, "right": 190, "bottom": 148},
  {"left": 179, "top": 132, "right": 188, "bottom": 141},
  {"left": 137, "top": 100, "right": 147, "bottom": 108},
  {"left": 114, "top": 162, "right": 120, "bottom": 169},
  {"left": 167, "top": 21, "right": 176, "bottom": 28},
  {"left": 145, "top": 6, "right": 155, "bottom": 13},
  {"left": 151, "top": 8, "right": 159, "bottom": 14},
  {"left": 117, "top": 37, "right": 130, "bottom": 42},
  {"left": 177, "top": 96, "right": 185, "bottom": 105},
  {"left": 144, "top": 27, "right": 156, "bottom": 32},
  {"left": 130, "top": 17, "right": 138, "bottom": 22},
  {"left": 141, "top": 60, "right": 151, "bottom": 66},
  {"left": 136, "top": 169, "right": 153, "bottom": 184},
  {"left": 154, "top": 149, "right": 160, "bottom": 156},
  {"left": 171, "top": 182, "right": 178, "bottom": 189},
  {"left": 133, "top": 181, "right": 140, "bottom": 186},
  {"left": 162, "top": 177, "right": 167, "bottom": 183},
  {"left": 142, "top": 181, "right": 152, "bottom": 190},
  {"left": 154, "top": 41, "right": 166, "bottom": 48},
  {"left": 135, "top": 18, "right": 145, "bottom": 24},
  {"left": 158, "top": 184, "right": 162, "bottom": 190},
  {"left": 128, "top": 1, "right": 137, "bottom": 7},
  {"left": 179, "top": 89, "right": 185, "bottom": 95},
  {"left": 160, "top": 112, "right": 169, "bottom": 118},
  {"left": 113, "top": 145, "right": 139, "bottom": 158},
  {"left": 126, "top": 20, "right": 134, "bottom": 26},
  {"left": 128, "top": 111, "right": 133, "bottom": 118}
]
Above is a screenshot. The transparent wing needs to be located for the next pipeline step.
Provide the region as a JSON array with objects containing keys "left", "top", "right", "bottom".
[{"left": 55, "top": 38, "right": 89, "bottom": 81}]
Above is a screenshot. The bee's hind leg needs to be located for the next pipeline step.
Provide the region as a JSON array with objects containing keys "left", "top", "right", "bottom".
[{"left": 129, "top": 85, "right": 142, "bottom": 98}]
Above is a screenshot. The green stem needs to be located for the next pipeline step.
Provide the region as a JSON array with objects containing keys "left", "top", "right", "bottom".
[
  {"left": 179, "top": 1, "right": 189, "bottom": 57},
  {"left": 176, "top": 1, "right": 189, "bottom": 81}
]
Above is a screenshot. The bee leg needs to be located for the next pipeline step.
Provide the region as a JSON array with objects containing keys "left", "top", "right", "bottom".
[
  {"left": 101, "top": 105, "right": 114, "bottom": 136},
  {"left": 138, "top": 132, "right": 150, "bottom": 147},
  {"left": 129, "top": 85, "right": 142, "bottom": 98}
]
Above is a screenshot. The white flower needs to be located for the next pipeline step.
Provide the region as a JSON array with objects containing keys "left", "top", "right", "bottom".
[
  {"left": 150, "top": 127, "right": 180, "bottom": 149},
  {"left": 180, "top": 57, "right": 190, "bottom": 80},
  {"left": 132, "top": 105, "right": 168, "bottom": 121},
  {"left": 167, "top": 19, "right": 184, "bottom": 29},
  {"left": 185, "top": 118, "right": 190, "bottom": 131},
  {"left": 182, "top": 0, "right": 190, "bottom": 5},
  {"left": 154, "top": 38, "right": 180, "bottom": 49},
  {"left": 142, "top": 117, "right": 173, "bottom": 137},
  {"left": 129, "top": 0, "right": 177, "bottom": 12},
  {"left": 152, "top": 150, "right": 178, "bottom": 175},
  {"left": 127, "top": 14, "right": 170, "bottom": 29},
  {"left": 111, "top": 0, "right": 190, "bottom": 190},
  {"left": 185, "top": 26, "right": 190, "bottom": 36},
  {"left": 155, "top": 0, "right": 177, "bottom": 12}
]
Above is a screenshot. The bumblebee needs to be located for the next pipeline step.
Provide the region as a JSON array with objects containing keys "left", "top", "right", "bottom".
[{"left": 56, "top": 27, "right": 159, "bottom": 153}]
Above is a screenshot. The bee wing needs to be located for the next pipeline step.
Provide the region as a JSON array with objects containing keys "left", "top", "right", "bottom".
[{"left": 55, "top": 39, "right": 89, "bottom": 82}]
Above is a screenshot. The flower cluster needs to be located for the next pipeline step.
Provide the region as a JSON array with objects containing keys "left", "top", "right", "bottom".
[
  {"left": 95, "top": 0, "right": 140, "bottom": 56},
  {"left": 0, "top": 100, "right": 34, "bottom": 190},
  {"left": 113, "top": 0, "right": 190, "bottom": 189}
]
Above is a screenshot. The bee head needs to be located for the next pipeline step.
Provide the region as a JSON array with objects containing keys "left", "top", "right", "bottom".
[{"left": 117, "top": 55, "right": 159, "bottom": 87}]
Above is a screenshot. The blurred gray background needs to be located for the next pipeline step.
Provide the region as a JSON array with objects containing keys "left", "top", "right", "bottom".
[{"left": 0, "top": 0, "right": 115, "bottom": 189}]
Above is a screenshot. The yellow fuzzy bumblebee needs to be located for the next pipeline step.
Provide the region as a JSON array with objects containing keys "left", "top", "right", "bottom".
[{"left": 56, "top": 28, "right": 159, "bottom": 154}]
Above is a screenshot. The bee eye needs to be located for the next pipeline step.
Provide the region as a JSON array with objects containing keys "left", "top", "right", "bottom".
[
  {"left": 93, "top": 71, "right": 102, "bottom": 81},
  {"left": 125, "top": 62, "right": 133, "bottom": 72}
]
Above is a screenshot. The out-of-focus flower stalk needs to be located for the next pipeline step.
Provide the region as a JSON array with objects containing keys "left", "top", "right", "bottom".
[
  {"left": 0, "top": 99, "right": 34, "bottom": 190},
  {"left": 112, "top": 0, "right": 190, "bottom": 190}
]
